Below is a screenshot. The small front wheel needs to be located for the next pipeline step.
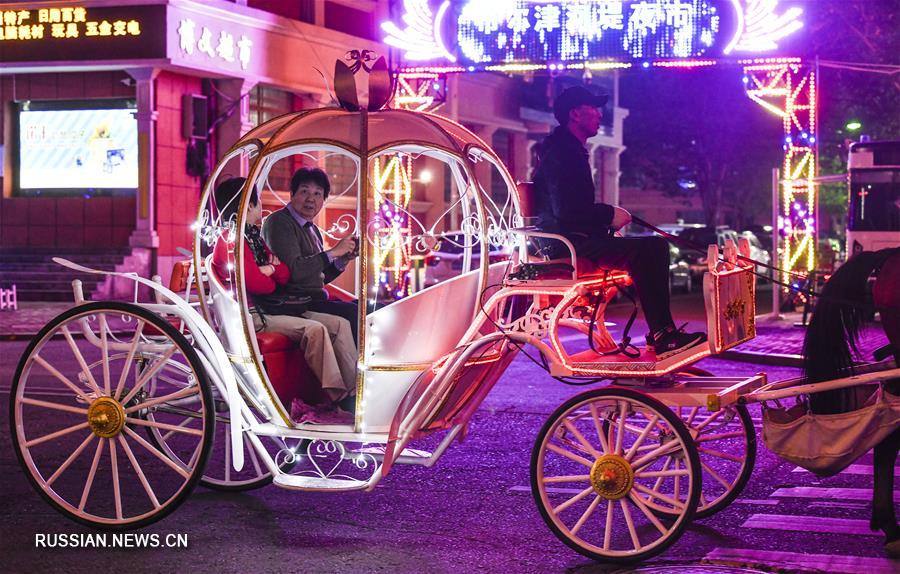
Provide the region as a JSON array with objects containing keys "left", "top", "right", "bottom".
[
  {"left": 10, "top": 302, "right": 215, "bottom": 530},
  {"left": 531, "top": 387, "right": 701, "bottom": 564}
]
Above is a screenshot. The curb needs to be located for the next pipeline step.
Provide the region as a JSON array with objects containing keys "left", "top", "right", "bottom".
[
  {"left": 0, "top": 333, "right": 37, "bottom": 342},
  {"left": 0, "top": 330, "right": 134, "bottom": 343},
  {"left": 716, "top": 349, "right": 803, "bottom": 368}
]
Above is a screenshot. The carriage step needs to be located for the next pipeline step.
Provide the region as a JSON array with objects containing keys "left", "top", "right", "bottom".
[
  {"left": 553, "top": 342, "right": 711, "bottom": 377},
  {"left": 348, "top": 446, "right": 433, "bottom": 466},
  {"left": 272, "top": 473, "right": 370, "bottom": 492}
]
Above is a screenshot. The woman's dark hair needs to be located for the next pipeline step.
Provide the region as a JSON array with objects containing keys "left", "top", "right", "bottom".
[
  {"left": 290, "top": 167, "right": 331, "bottom": 198},
  {"left": 214, "top": 177, "right": 257, "bottom": 223}
]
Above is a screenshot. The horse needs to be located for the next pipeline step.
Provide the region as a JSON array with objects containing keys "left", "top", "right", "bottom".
[{"left": 802, "top": 247, "right": 900, "bottom": 556}]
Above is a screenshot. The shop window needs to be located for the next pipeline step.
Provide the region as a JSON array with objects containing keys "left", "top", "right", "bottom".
[
  {"left": 247, "top": 0, "right": 300, "bottom": 21},
  {"left": 249, "top": 86, "right": 293, "bottom": 192},
  {"left": 324, "top": 154, "right": 357, "bottom": 200},
  {"left": 324, "top": 2, "right": 376, "bottom": 40},
  {"left": 298, "top": 0, "right": 316, "bottom": 23},
  {"left": 490, "top": 130, "right": 512, "bottom": 201}
]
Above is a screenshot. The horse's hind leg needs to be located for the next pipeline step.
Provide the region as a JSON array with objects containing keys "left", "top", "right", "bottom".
[{"left": 872, "top": 427, "right": 900, "bottom": 554}]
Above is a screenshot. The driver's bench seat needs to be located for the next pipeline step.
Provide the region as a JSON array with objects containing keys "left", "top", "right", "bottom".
[{"left": 512, "top": 182, "right": 619, "bottom": 281}]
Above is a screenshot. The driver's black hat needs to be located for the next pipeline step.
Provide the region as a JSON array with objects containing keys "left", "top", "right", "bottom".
[{"left": 553, "top": 86, "right": 609, "bottom": 124}]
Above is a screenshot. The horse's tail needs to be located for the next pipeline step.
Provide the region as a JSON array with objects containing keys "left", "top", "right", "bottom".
[{"left": 803, "top": 248, "right": 900, "bottom": 412}]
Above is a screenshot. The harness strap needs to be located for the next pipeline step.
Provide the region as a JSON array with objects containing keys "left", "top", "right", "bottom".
[
  {"left": 629, "top": 215, "right": 889, "bottom": 313},
  {"left": 587, "top": 274, "right": 641, "bottom": 359}
]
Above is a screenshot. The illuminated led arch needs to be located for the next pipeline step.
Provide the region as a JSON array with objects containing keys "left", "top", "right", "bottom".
[
  {"left": 381, "top": 0, "right": 456, "bottom": 62},
  {"left": 382, "top": 0, "right": 804, "bottom": 70},
  {"left": 724, "top": 0, "right": 804, "bottom": 54}
]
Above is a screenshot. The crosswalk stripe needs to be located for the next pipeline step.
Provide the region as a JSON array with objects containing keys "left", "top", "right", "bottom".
[
  {"left": 772, "top": 486, "right": 900, "bottom": 502},
  {"left": 732, "top": 499, "right": 779, "bottom": 506},
  {"left": 509, "top": 485, "right": 581, "bottom": 495},
  {"left": 704, "top": 548, "right": 899, "bottom": 574},
  {"left": 792, "top": 463, "right": 898, "bottom": 475},
  {"left": 741, "top": 513, "right": 877, "bottom": 536},
  {"left": 809, "top": 500, "right": 868, "bottom": 510},
  {"left": 509, "top": 486, "right": 782, "bottom": 508}
]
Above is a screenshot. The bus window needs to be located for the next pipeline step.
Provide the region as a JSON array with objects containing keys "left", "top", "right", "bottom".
[
  {"left": 847, "top": 140, "right": 900, "bottom": 252},
  {"left": 849, "top": 171, "right": 900, "bottom": 232}
]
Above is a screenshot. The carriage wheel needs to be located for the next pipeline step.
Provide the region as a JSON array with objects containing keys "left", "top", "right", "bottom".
[
  {"left": 670, "top": 367, "right": 756, "bottom": 519},
  {"left": 10, "top": 302, "right": 214, "bottom": 530},
  {"left": 197, "top": 408, "right": 300, "bottom": 491},
  {"left": 140, "top": 371, "right": 298, "bottom": 492},
  {"left": 531, "top": 387, "right": 701, "bottom": 564}
]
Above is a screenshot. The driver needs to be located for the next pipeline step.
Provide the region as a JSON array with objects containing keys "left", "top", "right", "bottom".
[{"left": 532, "top": 86, "right": 706, "bottom": 359}]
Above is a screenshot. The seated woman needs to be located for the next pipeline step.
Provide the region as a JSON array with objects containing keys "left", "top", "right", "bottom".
[{"left": 212, "top": 177, "right": 356, "bottom": 424}]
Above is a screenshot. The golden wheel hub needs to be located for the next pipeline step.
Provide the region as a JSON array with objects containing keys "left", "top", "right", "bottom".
[
  {"left": 590, "top": 454, "right": 634, "bottom": 500},
  {"left": 87, "top": 397, "right": 125, "bottom": 438}
]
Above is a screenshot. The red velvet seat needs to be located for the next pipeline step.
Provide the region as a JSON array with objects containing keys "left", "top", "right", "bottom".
[{"left": 255, "top": 331, "right": 325, "bottom": 406}]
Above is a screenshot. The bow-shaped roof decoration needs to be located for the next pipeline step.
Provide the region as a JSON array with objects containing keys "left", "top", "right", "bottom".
[{"left": 334, "top": 50, "right": 394, "bottom": 112}]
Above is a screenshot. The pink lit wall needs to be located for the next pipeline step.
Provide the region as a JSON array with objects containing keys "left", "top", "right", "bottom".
[
  {"left": 0, "top": 72, "right": 136, "bottom": 249},
  {"left": 154, "top": 70, "right": 204, "bottom": 258},
  {"left": 0, "top": 70, "right": 204, "bottom": 255}
]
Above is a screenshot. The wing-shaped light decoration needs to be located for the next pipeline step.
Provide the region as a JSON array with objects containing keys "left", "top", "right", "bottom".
[
  {"left": 725, "top": 0, "right": 803, "bottom": 54},
  {"left": 381, "top": 0, "right": 456, "bottom": 62}
]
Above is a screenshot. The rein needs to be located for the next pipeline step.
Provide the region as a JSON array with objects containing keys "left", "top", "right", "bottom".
[{"left": 629, "top": 215, "right": 886, "bottom": 313}]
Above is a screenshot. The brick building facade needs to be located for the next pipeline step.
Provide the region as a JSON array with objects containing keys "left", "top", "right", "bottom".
[{"left": 1, "top": 0, "right": 626, "bottom": 299}]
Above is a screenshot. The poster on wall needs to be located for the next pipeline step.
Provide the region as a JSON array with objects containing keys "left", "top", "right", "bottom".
[{"left": 17, "top": 101, "right": 139, "bottom": 194}]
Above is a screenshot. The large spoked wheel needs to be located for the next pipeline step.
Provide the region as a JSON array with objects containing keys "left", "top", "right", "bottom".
[
  {"left": 10, "top": 302, "right": 214, "bottom": 530},
  {"left": 531, "top": 387, "right": 701, "bottom": 564},
  {"left": 671, "top": 367, "right": 756, "bottom": 519}
]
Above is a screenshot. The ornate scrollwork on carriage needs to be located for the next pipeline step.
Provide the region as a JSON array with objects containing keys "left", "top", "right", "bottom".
[
  {"left": 497, "top": 305, "right": 556, "bottom": 338},
  {"left": 322, "top": 213, "right": 359, "bottom": 240},
  {"left": 275, "top": 440, "right": 381, "bottom": 483},
  {"left": 194, "top": 208, "right": 238, "bottom": 248}
]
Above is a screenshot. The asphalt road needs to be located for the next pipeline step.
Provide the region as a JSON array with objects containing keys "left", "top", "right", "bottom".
[{"left": 0, "top": 293, "right": 897, "bottom": 574}]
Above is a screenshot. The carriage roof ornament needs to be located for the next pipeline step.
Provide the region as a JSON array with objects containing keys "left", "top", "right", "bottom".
[{"left": 333, "top": 50, "right": 394, "bottom": 112}]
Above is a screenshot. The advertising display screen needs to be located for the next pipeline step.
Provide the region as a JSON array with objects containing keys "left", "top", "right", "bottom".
[{"left": 17, "top": 100, "right": 138, "bottom": 194}]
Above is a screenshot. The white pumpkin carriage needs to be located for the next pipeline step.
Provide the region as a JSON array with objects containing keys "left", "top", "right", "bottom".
[{"left": 9, "top": 58, "right": 818, "bottom": 563}]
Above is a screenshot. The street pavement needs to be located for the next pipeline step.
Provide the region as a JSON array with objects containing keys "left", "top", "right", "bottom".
[{"left": 0, "top": 291, "right": 897, "bottom": 573}]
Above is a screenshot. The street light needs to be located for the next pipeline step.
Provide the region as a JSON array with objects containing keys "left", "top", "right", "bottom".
[
  {"left": 846, "top": 121, "right": 862, "bottom": 132},
  {"left": 417, "top": 169, "right": 433, "bottom": 184}
]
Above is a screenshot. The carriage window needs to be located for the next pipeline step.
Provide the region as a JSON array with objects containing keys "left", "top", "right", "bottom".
[
  {"left": 849, "top": 172, "right": 900, "bottom": 232},
  {"left": 365, "top": 150, "right": 480, "bottom": 307},
  {"left": 324, "top": 154, "right": 359, "bottom": 201}
]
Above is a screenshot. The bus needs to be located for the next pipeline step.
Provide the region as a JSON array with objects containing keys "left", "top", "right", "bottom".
[{"left": 846, "top": 139, "right": 900, "bottom": 254}]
